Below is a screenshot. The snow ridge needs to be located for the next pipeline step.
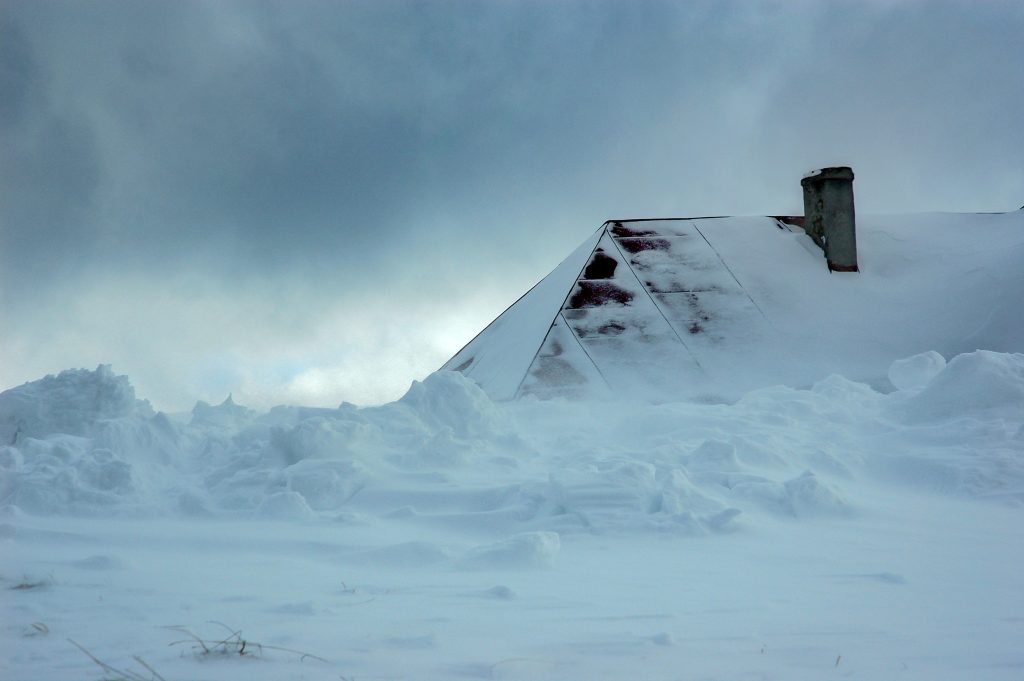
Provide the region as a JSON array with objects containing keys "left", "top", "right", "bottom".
[{"left": 3, "top": 352, "right": 1022, "bottom": 523}]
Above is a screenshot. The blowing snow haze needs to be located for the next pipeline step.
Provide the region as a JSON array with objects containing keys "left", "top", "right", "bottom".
[{"left": 2, "top": 1, "right": 1023, "bottom": 411}]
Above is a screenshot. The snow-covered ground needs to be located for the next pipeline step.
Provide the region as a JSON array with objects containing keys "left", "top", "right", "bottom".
[{"left": 2, "top": 351, "right": 1023, "bottom": 680}]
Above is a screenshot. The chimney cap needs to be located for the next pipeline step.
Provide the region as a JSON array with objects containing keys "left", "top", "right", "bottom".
[{"left": 801, "top": 166, "right": 854, "bottom": 185}]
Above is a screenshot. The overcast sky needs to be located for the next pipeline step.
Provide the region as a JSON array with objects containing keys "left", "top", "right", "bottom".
[{"left": 2, "top": 0, "right": 1022, "bottom": 411}]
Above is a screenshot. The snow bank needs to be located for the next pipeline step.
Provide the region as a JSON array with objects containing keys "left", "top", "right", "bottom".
[
  {"left": 0, "top": 367, "right": 187, "bottom": 514},
  {"left": 888, "top": 351, "right": 947, "bottom": 392},
  {"left": 0, "top": 365, "right": 152, "bottom": 442},
  {"left": 2, "top": 353, "right": 1022, "bottom": 528},
  {"left": 458, "top": 531, "right": 561, "bottom": 570},
  {"left": 397, "top": 371, "right": 512, "bottom": 440},
  {"left": 0, "top": 367, "right": 524, "bottom": 517},
  {"left": 899, "top": 350, "right": 1024, "bottom": 422}
]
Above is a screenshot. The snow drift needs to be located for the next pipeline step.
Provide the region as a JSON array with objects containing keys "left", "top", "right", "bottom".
[
  {"left": 3, "top": 352, "right": 1021, "bottom": 525},
  {"left": 3, "top": 358, "right": 1023, "bottom": 681}
]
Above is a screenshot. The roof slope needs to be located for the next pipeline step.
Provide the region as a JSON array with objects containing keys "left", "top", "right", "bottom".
[{"left": 443, "top": 211, "right": 1024, "bottom": 401}]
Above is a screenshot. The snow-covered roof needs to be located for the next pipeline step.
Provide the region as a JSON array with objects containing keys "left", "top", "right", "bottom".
[{"left": 443, "top": 211, "right": 1024, "bottom": 401}]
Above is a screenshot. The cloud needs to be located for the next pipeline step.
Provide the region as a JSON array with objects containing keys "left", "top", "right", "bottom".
[
  {"left": 0, "top": 267, "right": 505, "bottom": 411},
  {"left": 2, "top": 0, "right": 1022, "bottom": 408}
]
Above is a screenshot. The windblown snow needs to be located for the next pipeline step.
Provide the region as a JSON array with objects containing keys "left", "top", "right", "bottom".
[{"left": 2, "top": 212, "right": 1024, "bottom": 680}]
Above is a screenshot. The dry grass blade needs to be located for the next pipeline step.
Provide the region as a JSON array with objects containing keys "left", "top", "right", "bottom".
[
  {"left": 208, "top": 620, "right": 242, "bottom": 638},
  {"left": 68, "top": 639, "right": 159, "bottom": 681},
  {"left": 163, "top": 622, "right": 327, "bottom": 663},
  {"left": 132, "top": 656, "right": 168, "bottom": 681},
  {"left": 205, "top": 620, "right": 247, "bottom": 653},
  {"left": 254, "top": 643, "right": 327, "bottom": 662},
  {"left": 163, "top": 625, "right": 211, "bottom": 654}
]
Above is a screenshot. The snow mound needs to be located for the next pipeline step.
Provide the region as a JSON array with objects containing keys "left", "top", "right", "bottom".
[
  {"left": 268, "top": 414, "right": 377, "bottom": 464},
  {"left": 1, "top": 435, "right": 145, "bottom": 514},
  {"left": 687, "top": 439, "right": 742, "bottom": 471},
  {"left": 280, "top": 459, "right": 363, "bottom": 510},
  {"left": 900, "top": 350, "right": 1024, "bottom": 422},
  {"left": 71, "top": 554, "right": 129, "bottom": 570},
  {"left": 256, "top": 490, "right": 316, "bottom": 520},
  {"left": 727, "top": 471, "right": 851, "bottom": 518},
  {"left": 783, "top": 471, "right": 851, "bottom": 517},
  {"left": 0, "top": 367, "right": 200, "bottom": 514},
  {"left": 3, "top": 351, "right": 1023, "bottom": 522},
  {"left": 397, "top": 370, "right": 514, "bottom": 440},
  {"left": 458, "top": 531, "right": 561, "bottom": 570},
  {"left": 888, "top": 351, "right": 947, "bottom": 392},
  {"left": 0, "top": 365, "right": 152, "bottom": 442},
  {"left": 190, "top": 394, "right": 257, "bottom": 431}
]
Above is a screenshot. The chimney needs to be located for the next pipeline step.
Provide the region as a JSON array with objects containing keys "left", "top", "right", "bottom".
[{"left": 801, "top": 166, "right": 857, "bottom": 272}]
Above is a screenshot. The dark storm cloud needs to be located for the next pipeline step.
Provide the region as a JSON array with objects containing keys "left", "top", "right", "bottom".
[
  {"left": 2, "top": 0, "right": 1023, "bottom": 409},
  {"left": 0, "top": 1, "right": 791, "bottom": 283},
  {"left": 752, "top": 2, "right": 1024, "bottom": 210},
  {"left": 0, "top": 18, "right": 35, "bottom": 128},
  {"left": 0, "top": 14, "right": 103, "bottom": 283},
  {"left": 2, "top": 2, "right": 434, "bottom": 284}
]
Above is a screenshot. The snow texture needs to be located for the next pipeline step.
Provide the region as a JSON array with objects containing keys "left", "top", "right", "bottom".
[
  {"left": 888, "top": 350, "right": 947, "bottom": 391},
  {"left": 3, "top": 211, "right": 1024, "bottom": 681},
  {"left": 1, "top": 354, "right": 1022, "bottom": 680}
]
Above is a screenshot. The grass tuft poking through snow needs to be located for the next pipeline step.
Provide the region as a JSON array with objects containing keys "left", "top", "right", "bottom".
[{"left": 164, "top": 622, "right": 328, "bottom": 663}]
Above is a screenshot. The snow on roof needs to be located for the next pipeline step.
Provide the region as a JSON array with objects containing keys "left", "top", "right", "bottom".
[{"left": 443, "top": 211, "right": 1024, "bottom": 401}]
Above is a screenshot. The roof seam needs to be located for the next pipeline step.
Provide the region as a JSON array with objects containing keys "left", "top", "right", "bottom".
[
  {"left": 690, "top": 220, "right": 768, "bottom": 321},
  {"left": 610, "top": 216, "right": 731, "bottom": 223},
  {"left": 606, "top": 234, "right": 706, "bottom": 374},
  {"left": 558, "top": 311, "right": 612, "bottom": 392},
  {"left": 512, "top": 223, "right": 606, "bottom": 399},
  {"left": 440, "top": 224, "right": 606, "bottom": 382}
]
